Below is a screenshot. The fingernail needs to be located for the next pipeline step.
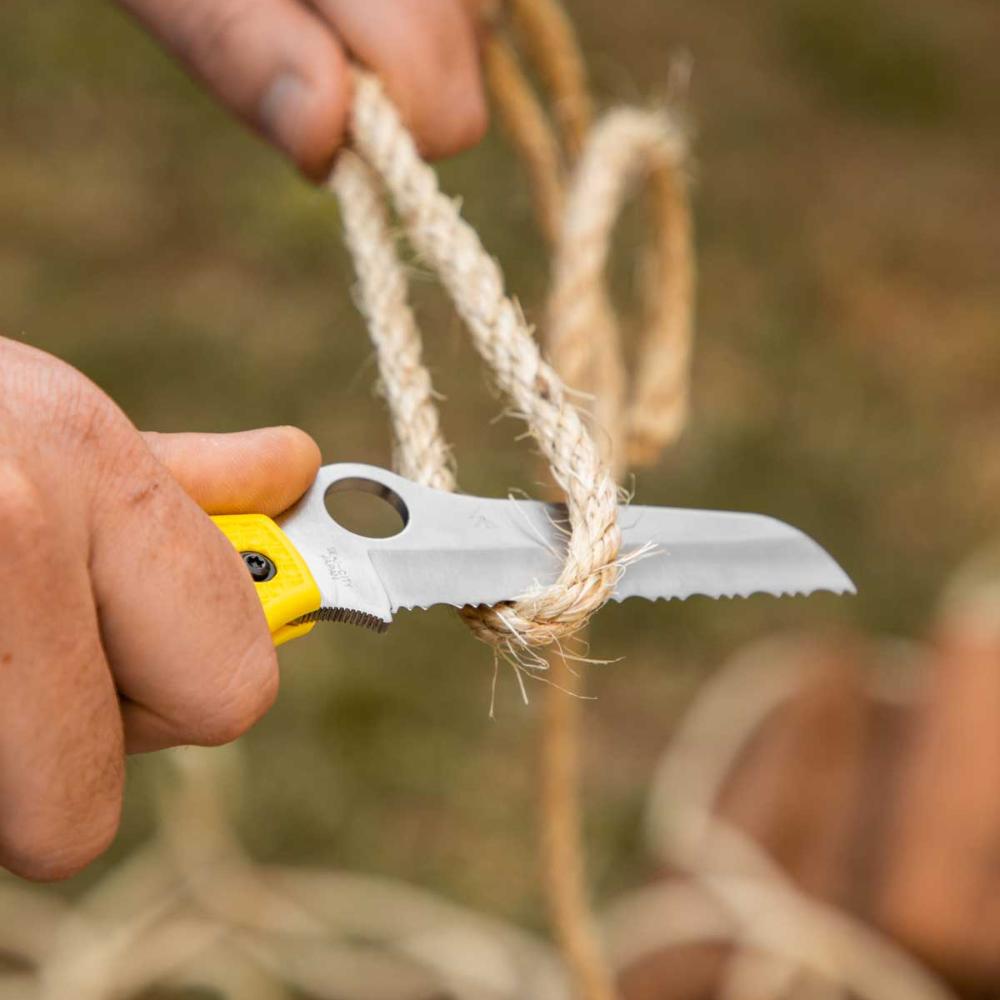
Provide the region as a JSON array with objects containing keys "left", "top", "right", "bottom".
[{"left": 260, "top": 72, "right": 312, "bottom": 156}]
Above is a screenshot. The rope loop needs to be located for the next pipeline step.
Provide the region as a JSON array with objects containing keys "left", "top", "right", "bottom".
[
  {"left": 333, "top": 70, "right": 622, "bottom": 650},
  {"left": 547, "top": 108, "right": 694, "bottom": 474},
  {"left": 481, "top": 13, "right": 695, "bottom": 998},
  {"left": 335, "top": 36, "right": 695, "bottom": 995}
]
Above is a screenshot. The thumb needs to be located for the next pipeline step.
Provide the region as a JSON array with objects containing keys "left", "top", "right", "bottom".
[{"left": 143, "top": 427, "right": 321, "bottom": 516}]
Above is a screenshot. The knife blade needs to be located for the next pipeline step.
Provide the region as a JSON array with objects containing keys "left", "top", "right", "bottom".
[{"left": 213, "top": 463, "right": 854, "bottom": 646}]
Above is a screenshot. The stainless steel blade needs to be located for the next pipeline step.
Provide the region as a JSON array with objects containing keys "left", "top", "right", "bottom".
[{"left": 277, "top": 463, "right": 855, "bottom": 627}]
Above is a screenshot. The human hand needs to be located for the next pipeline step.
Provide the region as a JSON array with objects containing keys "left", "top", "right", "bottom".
[
  {"left": 118, "top": 0, "right": 489, "bottom": 178},
  {"left": 0, "top": 337, "right": 320, "bottom": 879}
]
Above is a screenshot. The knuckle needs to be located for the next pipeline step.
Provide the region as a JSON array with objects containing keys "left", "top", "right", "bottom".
[
  {"left": 189, "top": 639, "right": 279, "bottom": 747},
  {"left": 50, "top": 373, "right": 122, "bottom": 453},
  {"left": 0, "top": 342, "right": 125, "bottom": 458},
  {"left": 0, "top": 799, "right": 121, "bottom": 882},
  {"left": 0, "top": 460, "right": 46, "bottom": 540},
  {"left": 40, "top": 370, "right": 145, "bottom": 496}
]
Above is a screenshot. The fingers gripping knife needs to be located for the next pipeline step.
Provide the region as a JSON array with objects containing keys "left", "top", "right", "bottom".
[{"left": 212, "top": 463, "right": 855, "bottom": 647}]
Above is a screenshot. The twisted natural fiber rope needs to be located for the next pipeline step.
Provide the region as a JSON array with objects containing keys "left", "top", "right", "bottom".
[
  {"left": 507, "top": 0, "right": 593, "bottom": 157},
  {"left": 547, "top": 108, "right": 693, "bottom": 473},
  {"left": 334, "top": 69, "right": 622, "bottom": 650},
  {"left": 0, "top": 10, "right": 974, "bottom": 1000},
  {"left": 484, "top": 35, "right": 566, "bottom": 243},
  {"left": 330, "top": 151, "right": 455, "bottom": 493},
  {"left": 624, "top": 637, "right": 957, "bottom": 1000},
  {"left": 483, "top": 0, "right": 592, "bottom": 243},
  {"left": 486, "top": 6, "right": 694, "bottom": 999},
  {"left": 331, "top": 2, "right": 692, "bottom": 992},
  {"left": 489, "top": 0, "right": 695, "bottom": 470}
]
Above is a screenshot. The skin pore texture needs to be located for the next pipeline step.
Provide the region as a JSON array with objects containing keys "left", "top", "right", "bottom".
[{"left": 1, "top": 0, "right": 487, "bottom": 879}]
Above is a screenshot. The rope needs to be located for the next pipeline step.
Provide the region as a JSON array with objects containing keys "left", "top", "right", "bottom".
[
  {"left": 484, "top": 6, "right": 693, "bottom": 999},
  {"left": 328, "top": 151, "right": 455, "bottom": 492},
  {"left": 1, "top": 635, "right": 963, "bottom": 999},
  {"left": 546, "top": 108, "right": 694, "bottom": 472},
  {"left": 5, "top": 8, "right": 695, "bottom": 997},
  {"left": 0, "top": 9, "right": 977, "bottom": 1000},
  {"left": 333, "top": 69, "right": 622, "bottom": 651},
  {"left": 507, "top": 0, "right": 593, "bottom": 157},
  {"left": 489, "top": 2, "right": 695, "bottom": 469},
  {"left": 486, "top": 14, "right": 620, "bottom": 997}
]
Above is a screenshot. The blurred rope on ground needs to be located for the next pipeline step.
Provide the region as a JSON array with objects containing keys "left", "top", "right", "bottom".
[{"left": 614, "top": 635, "right": 957, "bottom": 1000}]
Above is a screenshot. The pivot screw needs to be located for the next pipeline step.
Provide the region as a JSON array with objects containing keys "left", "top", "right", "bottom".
[{"left": 241, "top": 551, "right": 276, "bottom": 583}]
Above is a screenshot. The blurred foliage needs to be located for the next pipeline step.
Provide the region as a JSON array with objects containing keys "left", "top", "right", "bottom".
[{"left": 1, "top": 0, "right": 998, "bottom": 944}]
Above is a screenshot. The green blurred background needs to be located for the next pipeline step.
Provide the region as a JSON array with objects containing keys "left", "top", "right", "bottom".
[{"left": 1, "top": 0, "right": 998, "bottom": 935}]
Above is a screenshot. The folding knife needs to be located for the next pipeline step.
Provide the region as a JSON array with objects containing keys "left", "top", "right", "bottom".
[{"left": 212, "top": 463, "right": 855, "bottom": 646}]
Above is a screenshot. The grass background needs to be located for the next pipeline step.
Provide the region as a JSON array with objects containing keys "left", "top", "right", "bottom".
[{"left": 1, "top": 0, "right": 999, "bottom": 945}]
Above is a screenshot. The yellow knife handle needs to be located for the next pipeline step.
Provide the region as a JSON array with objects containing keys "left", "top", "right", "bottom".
[{"left": 212, "top": 514, "right": 321, "bottom": 647}]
